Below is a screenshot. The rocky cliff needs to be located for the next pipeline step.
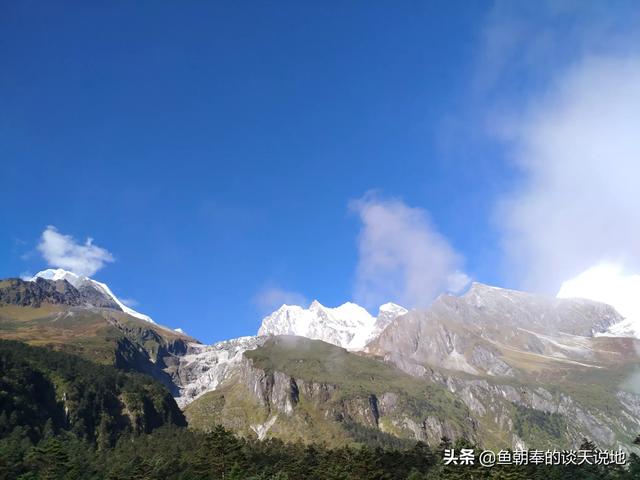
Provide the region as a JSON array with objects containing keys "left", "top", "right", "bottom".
[{"left": 184, "top": 336, "right": 477, "bottom": 446}]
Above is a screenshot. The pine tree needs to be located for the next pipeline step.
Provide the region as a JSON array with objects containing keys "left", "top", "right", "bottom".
[
  {"left": 407, "top": 468, "right": 426, "bottom": 480},
  {"left": 25, "top": 437, "right": 71, "bottom": 480}
]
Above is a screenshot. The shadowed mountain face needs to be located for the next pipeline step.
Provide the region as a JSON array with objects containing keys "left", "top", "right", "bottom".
[
  {"left": 2, "top": 276, "right": 640, "bottom": 451},
  {"left": 0, "top": 276, "right": 128, "bottom": 312},
  {"left": 0, "top": 339, "right": 186, "bottom": 447},
  {"left": 0, "top": 278, "right": 86, "bottom": 308},
  {"left": 0, "top": 277, "right": 194, "bottom": 394}
]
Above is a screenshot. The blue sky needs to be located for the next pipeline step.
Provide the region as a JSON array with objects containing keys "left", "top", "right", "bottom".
[{"left": 3, "top": 1, "right": 640, "bottom": 343}]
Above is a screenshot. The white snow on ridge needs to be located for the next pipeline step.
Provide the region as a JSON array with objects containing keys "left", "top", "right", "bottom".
[
  {"left": 89, "top": 277, "right": 155, "bottom": 323},
  {"left": 258, "top": 300, "right": 407, "bottom": 350},
  {"left": 32, "top": 268, "right": 155, "bottom": 323},
  {"left": 175, "top": 302, "right": 408, "bottom": 407},
  {"left": 374, "top": 302, "right": 408, "bottom": 336},
  {"left": 600, "top": 318, "right": 640, "bottom": 339}
]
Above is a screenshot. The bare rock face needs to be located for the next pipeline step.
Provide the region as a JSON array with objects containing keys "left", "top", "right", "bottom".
[
  {"left": 0, "top": 278, "right": 83, "bottom": 307},
  {"left": 239, "top": 357, "right": 300, "bottom": 415},
  {"left": 457, "top": 283, "right": 622, "bottom": 336},
  {"left": 75, "top": 283, "right": 121, "bottom": 309},
  {"left": 438, "top": 376, "right": 622, "bottom": 448},
  {"left": 367, "top": 283, "right": 626, "bottom": 378},
  {"left": 181, "top": 335, "right": 476, "bottom": 446},
  {"left": 1, "top": 276, "right": 132, "bottom": 312},
  {"left": 236, "top": 354, "right": 381, "bottom": 427},
  {"left": 232, "top": 353, "right": 474, "bottom": 445}
]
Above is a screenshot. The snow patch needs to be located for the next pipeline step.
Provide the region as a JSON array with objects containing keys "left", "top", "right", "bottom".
[{"left": 250, "top": 415, "right": 278, "bottom": 440}]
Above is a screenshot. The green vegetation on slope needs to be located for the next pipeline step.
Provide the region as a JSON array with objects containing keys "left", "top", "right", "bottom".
[
  {"left": 0, "top": 304, "right": 192, "bottom": 395},
  {"left": 0, "top": 339, "right": 185, "bottom": 448},
  {"left": 186, "top": 336, "right": 474, "bottom": 446},
  {"left": 2, "top": 340, "right": 640, "bottom": 479},
  {"left": 245, "top": 336, "right": 467, "bottom": 408}
]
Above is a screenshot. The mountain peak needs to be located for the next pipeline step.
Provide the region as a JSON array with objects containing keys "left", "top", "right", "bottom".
[
  {"left": 258, "top": 300, "right": 405, "bottom": 351},
  {"left": 32, "top": 268, "right": 85, "bottom": 287},
  {"left": 466, "top": 281, "right": 508, "bottom": 293},
  {"left": 379, "top": 302, "right": 408, "bottom": 314},
  {"left": 31, "top": 268, "right": 155, "bottom": 324},
  {"left": 309, "top": 299, "right": 323, "bottom": 309}
]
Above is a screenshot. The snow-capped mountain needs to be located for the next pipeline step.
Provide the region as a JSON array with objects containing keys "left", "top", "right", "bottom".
[
  {"left": 257, "top": 300, "right": 407, "bottom": 350},
  {"left": 373, "top": 302, "right": 409, "bottom": 336},
  {"left": 169, "top": 301, "right": 407, "bottom": 408},
  {"left": 32, "top": 268, "right": 154, "bottom": 323}
]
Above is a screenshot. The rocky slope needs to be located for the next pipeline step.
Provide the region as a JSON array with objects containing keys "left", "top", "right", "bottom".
[
  {"left": 366, "top": 283, "right": 640, "bottom": 449},
  {"left": 0, "top": 275, "right": 194, "bottom": 393},
  {"left": 33, "top": 268, "right": 154, "bottom": 322},
  {"left": 171, "top": 300, "right": 408, "bottom": 407},
  {"left": 173, "top": 283, "right": 640, "bottom": 449},
  {"left": 184, "top": 336, "right": 476, "bottom": 446},
  {"left": 367, "top": 283, "right": 624, "bottom": 376}
]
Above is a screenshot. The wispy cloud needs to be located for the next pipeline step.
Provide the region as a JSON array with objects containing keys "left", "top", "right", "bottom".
[
  {"left": 497, "top": 56, "right": 640, "bottom": 293},
  {"left": 478, "top": 2, "right": 640, "bottom": 324},
  {"left": 20, "top": 271, "right": 33, "bottom": 281},
  {"left": 558, "top": 263, "right": 640, "bottom": 325},
  {"left": 253, "top": 285, "right": 308, "bottom": 313},
  {"left": 350, "top": 194, "right": 470, "bottom": 309},
  {"left": 475, "top": 1, "right": 640, "bottom": 99},
  {"left": 119, "top": 298, "right": 139, "bottom": 308},
  {"left": 37, "top": 225, "right": 114, "bottom": 277}
]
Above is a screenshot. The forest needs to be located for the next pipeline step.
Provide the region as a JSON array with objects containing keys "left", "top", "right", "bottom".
[{"left": 1, "top": 340, "right": 639, "bottom": 479}]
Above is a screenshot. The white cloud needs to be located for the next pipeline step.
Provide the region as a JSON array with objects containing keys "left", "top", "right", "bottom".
[
  {"left": 475, "top": 1, "right": 640, "bottom": 98},
  {"left": 558, "top": 263, "right": 640, "bottom": 323},
  {"left": 497, "top": 57, "right": 640, "bottom": 295},
  {"left": 477, "top": 3, "right": 640, "bottom": 336},
  {"left": 20, "top": 271, "right": 33, "bottom": 281},
  {"left": 119, "top": 298, "right": 139, "bottom": 308},
  {"left": 351, "top": 195, "right": 470, "bottom": 309},
  {"left": 37, "top": 226, "right": 114, "bottom": 277},
  {"left": 253, "top": 286, "right": 308, "bottom": 313}
]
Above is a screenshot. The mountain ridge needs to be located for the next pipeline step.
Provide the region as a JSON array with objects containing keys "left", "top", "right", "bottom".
[
  {"left": 3, "top": 271, "right": 640, "bottom": 450},
  {"left": 32, "top": 268, "right": 155, "bottom": 323},
  {"left": 258, "top": 299, "right": 407, "bottom": 350}
]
